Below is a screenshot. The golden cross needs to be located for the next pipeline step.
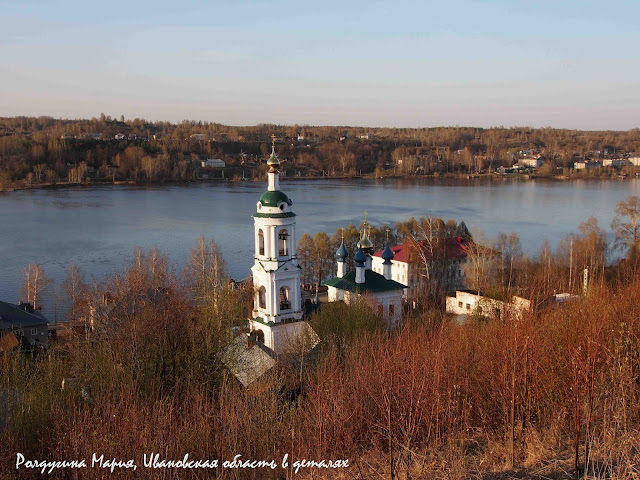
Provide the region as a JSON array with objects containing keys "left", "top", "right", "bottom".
[
  {"left": 386, "top": 228, "right": 390, "bottom": 242},
  {"left": 363, "top": 210, "right": 368, "bottom": 226},
  {"left": 271, "top": 134, "right": 276, "bottom": 149},
  {"left": 341, "top": 227, "right": 344, "bottom": 240}
]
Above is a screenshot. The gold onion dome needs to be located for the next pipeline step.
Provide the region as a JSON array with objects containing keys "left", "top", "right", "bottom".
[
  {"left": 358, "top": 229, "right": 374, "bottom": 253},
  {"left": 357, "top": 211, "right": 374, "bottom": 253},
  {"left": 267, "top": 136, "right": 280, "bottom": 172}
]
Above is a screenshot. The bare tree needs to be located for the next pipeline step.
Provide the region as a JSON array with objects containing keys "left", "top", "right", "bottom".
[
  {"left": 338, "top": 151, "right": 355, "bottom": 174},
  {"left": 184, "top": 235, "right": 227, "bottom": 297},
  {"left": 465, "top": 232, "right": 496, "bottom": 292},
  {"left": 494, "top": 232, "right": 523, "bottom": 290},
  {"left": 611, "top": 195, "right": 640, "bottom": 260},
  {"left": 313, "top": 232, "right": 333, "bottom": 283},
  {"left": 22, "top": 263, "right": 53, "bottom": 308},
  {"left": 297, "top": 233, "right": 315, "bottom": 284},
  {"left": 64, "top": 263, "right": 86, "bottom": 302},
  {"left": 559, "top": 217, "right": 608, "bottom": 291}
]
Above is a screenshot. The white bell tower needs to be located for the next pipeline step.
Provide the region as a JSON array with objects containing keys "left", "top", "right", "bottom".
[{"left": 249, "top": 136, "right": 306, "bottom": 355}]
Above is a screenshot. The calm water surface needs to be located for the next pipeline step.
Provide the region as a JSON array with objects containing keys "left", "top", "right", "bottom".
[{"left": 1, "top": 178, "right": 638, "bottom": 319}]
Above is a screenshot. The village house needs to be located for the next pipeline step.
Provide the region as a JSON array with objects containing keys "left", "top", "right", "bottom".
[
  {"left": 602, "top": 158, "right": 629, "bottom": 168},
  {"left": 0, "top": 300, "right": 51, "bottom": 350},
  {"left": 201, "top": 158, "right": 225, "bottom": 168},
  {"left": 574, "top": 160, "right": 602, "bottom": 170},
  {"left": 190, "top": 133, "right": 208, "bottom": 141},
  {"left": 518, "top": 156, "right": 545, "bottom": 168},
  {"left": 445, "top": 290, "right": 531, "bottom": 320}
]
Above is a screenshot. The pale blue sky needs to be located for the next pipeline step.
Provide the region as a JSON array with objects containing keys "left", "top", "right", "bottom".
[{"left": 1, "top": 0, "right": 639, "bottom": 129}]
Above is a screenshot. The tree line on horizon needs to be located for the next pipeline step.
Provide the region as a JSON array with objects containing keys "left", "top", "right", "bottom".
[{"left": 1, "top": 115, "right": 640, "bottom": 188}]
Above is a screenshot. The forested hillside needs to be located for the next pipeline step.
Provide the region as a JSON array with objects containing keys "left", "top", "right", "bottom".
[{"left": 2, "top": 116, "right": 640, "bottom": 188}]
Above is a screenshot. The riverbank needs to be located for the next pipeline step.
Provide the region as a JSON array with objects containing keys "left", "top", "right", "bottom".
[{"left": 2, "top": 171, "right": 638, "bottom": 193}]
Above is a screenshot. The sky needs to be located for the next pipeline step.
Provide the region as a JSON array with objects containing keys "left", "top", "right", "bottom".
[{"left": 1, "top": 0, "right": 639, "bottom": 130}]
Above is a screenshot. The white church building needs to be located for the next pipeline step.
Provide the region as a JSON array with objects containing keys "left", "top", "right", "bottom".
[
  {"left": 247, "top": 141, "right": 315, "bottom": 355},
  {"left": 324, "top": 218, "right": 406, "bottom": 326}
]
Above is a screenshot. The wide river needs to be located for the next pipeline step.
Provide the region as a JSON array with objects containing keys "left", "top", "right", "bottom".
[{"left": 1, "top": 178, "right": 639, "bottom": 319}]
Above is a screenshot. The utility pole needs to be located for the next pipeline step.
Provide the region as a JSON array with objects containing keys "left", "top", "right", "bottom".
[{"left": 569, "top": 239, "right": 573, "bottom": 293}]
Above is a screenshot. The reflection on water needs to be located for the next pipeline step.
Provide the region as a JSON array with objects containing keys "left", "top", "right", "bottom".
[{"left": 1, "top": 178, "right": 638, "bottom": 319}]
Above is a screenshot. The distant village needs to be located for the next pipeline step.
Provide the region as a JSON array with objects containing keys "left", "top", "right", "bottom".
[
  {"left": 55, "top": 132, "right": 640, "bottom": 179},
  {"left": 2, "top": 116, "right": 640, "bottom": 190}
]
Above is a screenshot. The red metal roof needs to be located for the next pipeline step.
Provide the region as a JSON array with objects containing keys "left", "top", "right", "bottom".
[{"left": 373, "top": 237, "right": 469, "bottom": 263}]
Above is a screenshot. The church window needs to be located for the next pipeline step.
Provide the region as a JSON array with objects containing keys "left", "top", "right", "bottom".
[
  {"left": 255, "top": 330, "right": 265, "bottom": 344},
  {"left": 279, "top": 286, "right": 291, "bottom": 310},
  {"left": 388, "top": 303, "right": 395, "bottom": 317},
  {"left": 278, "top": 229, "right": 289, "bottom": 256},
  {"left": 258, "top": 229, "right": 265, "bottom": 256},
  {"left": 258, "top": 286, "right": 266, "bottom": 309}
]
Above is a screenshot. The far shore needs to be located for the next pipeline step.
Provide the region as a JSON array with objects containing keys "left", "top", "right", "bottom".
[{"left": 1, "top": 171, "right": 637, "bottom": 193}]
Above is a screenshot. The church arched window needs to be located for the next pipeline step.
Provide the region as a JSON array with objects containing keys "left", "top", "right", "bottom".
[
  {"left": 278, "top": 229, "right": 289, "bottom": 256},
  {"left": 279, "top": 286, "right": 291, "bottom": 310},
  {"left": 258, "top": 286, "right": 266, "bottom": 309},
  {"left": 255, "top": 329, "right": 265, "bottom": 344},
  {"left": 258, "top": 229, "right": 265, "bottom": 256}
]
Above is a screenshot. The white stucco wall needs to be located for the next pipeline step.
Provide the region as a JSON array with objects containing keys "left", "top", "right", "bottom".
[
  {"left": 445, "top": 291, "right": 530, "bottom": 319},
  {"left": 327, "top": 285, "right": 403, "bottom": 327},
  {"left": 249, "top": 319, "right": 316, "bottom": 355}
]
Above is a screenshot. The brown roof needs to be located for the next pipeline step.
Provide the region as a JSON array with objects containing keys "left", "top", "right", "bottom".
[{"left": 0, "top": 332, "right": 19, "bottom": 353}]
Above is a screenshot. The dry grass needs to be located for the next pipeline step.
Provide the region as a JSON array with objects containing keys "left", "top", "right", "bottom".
[{"left": 1, "top": 255, "right": 639, "bottom": 480}]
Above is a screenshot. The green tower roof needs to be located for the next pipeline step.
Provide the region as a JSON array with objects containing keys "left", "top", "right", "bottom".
[{"left": 259, "top": 190, "right": 292, "bottom": 208}]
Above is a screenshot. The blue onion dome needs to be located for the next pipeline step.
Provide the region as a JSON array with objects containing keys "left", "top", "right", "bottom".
[
  {"left": 354, "top": 247, "right": 367, "bottom": 266},
  {"left": 382, "top": 243, "right": 395, "bottom": 264},
  {"left": 336, "top": 241, "right": 348, "bottom": 261}
]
